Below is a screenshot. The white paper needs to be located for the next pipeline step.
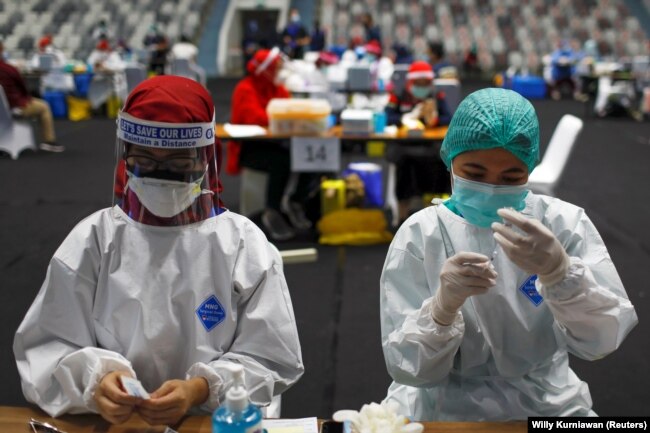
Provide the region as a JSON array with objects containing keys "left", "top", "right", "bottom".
[
  {"left": 223, "top": 123, "right": 267, "bottom": 138},
  {"left": 263, "top": 417, "right": 319, "bottom": 433}
]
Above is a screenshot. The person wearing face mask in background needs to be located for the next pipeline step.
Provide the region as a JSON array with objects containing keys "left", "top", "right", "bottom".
[
  {"left": 281, "top": 8, "right": 310, "bottom": 60},
  {"left": 385, "top": 61, "right": 451, "bottom": 224},
  {"left": 380, "top": 87, "right": 637, "bottom": 420},
  {"left": 14, "top": 76, "right": 304, "bottom": 425},
  {"left": 228, "top": 48, "right": 313, "bottom": 240}
]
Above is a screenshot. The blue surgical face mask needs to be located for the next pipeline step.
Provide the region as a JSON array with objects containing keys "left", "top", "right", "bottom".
[
  {"left": 449, "top": 170, "right": 529, "bottom": 228},
  {"left": 410, "top": 85, "right": 432, "bottom": 99}
]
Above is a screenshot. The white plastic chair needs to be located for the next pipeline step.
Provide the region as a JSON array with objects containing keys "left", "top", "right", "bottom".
[
  {"left": 527, "top": 114, "right": 583, "bottom": 196},
  {"left": 0, "top": 86, "right": 37, "bottom": 160}
]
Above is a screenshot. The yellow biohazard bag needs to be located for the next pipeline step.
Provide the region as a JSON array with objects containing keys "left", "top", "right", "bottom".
[
  {"left": 66, "top": 96, "right": 92, "bottom": 121},
  {"left": 317, "top": 208, "right": 393, "bottom": 245}
]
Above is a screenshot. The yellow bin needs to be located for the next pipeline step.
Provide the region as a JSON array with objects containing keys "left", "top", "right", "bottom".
[
  {"left": 321, "top": 179, "right": 346, "bottom": 215},
  {"left": 66, "top": 96, "right": 91, "bottom": 121}
]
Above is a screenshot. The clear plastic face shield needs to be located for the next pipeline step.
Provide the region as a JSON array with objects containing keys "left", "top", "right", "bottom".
[
  {"left": 256, "top": 47, "right": 291, "bottom": 86},
  {"left": 113, "top": 112, "right": 220, "bottom": 226}
]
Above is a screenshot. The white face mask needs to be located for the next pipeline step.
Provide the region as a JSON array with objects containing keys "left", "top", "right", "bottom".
[{"left": 126, "top": 170, "right": 206, "bottom": 218}]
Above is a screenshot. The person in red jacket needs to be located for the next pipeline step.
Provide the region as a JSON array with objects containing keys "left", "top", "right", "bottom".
[
  {"left": 0, "top": 40, "right": 61, "bottom": 152},
  {"left": 228, "top": 48, "right": 312, "bottom": 241}
]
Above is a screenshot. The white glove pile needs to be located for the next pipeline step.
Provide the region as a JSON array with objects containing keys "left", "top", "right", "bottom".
[{"left": 333, "top": 402, "right": 423, "bottom": 433}]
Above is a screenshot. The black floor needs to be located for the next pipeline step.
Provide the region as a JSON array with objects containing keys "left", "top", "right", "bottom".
[{"left": 1, "top": 79, "right": 649, "bottom": 417}]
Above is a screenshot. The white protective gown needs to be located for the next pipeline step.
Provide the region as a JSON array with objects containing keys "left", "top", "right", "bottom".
[
  {"left": 14, "top": 206, "right": 304, "bottom": 417},
  {"left": 380, "top": 193, "right": 637, "bottom": 420}
]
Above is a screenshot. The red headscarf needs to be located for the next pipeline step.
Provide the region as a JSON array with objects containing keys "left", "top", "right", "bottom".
[{"left": 114, "top": 76, "right": 223, "bottom": 226}]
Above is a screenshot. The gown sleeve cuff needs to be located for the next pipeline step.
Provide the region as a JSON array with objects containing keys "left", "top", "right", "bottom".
[
  {"left": 186, "top": 362, "right": 225, "bottom": 412},
  {"left": 429, "top": 295, "right": 462, "bottom": 327},
  {"left": 538, "top": 257, "right": 589, "bottom": 302},
  {"left": 423, "top": 298, "right": 465, "bottom": 338},
  {"left": 82, "top": 357, "right": 135, "bottom": 412}
]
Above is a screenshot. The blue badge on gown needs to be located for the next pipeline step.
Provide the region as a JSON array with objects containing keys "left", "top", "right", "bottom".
[
  {"left": 196, "top": 295, "right": 226, "bottom": 331},
  {"left": 519, "top": 275, "right": 543, "bottom": 306}
]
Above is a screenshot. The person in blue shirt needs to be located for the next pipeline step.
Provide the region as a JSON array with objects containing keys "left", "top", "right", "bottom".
[
  {"left": 548, "top": 40, "right": 578, "bottom": 100},
  {"left": 281, "top": 8, "right": 310, "bottom": 59},
  {"left": 310, "top": 20, "right": 326, "bottom": 52}
]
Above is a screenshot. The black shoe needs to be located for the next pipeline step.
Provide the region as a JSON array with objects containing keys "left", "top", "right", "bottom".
[
  {"left": 282, "top": 201, "right": 312, "bottom": 230},
  {"left": 261, "top": 209, "right": 295, "bottom": 241},
  {"left": 39, "top": 142, "right": 65, "bottom": 153}
]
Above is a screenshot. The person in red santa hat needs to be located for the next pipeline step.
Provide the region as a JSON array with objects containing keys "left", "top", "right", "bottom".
[
  {"left": 228, "top": 47, "right": 314, "bottom": 240},
  {"left": 30, "top": 34, "right": 67, "bottom": 69},
  {"left": 87, "top": 38, "right": 126, "bottom": 72},
  {"left": 14, "top": 76, "right": 304, "bottom": 425},
  {"left": 385, "top": 60, "right": 452, "bottom": 225}
]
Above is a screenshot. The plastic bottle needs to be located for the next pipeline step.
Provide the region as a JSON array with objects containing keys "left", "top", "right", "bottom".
[{"left": 212, "top": 365, "right": 263, "bottom": 433}]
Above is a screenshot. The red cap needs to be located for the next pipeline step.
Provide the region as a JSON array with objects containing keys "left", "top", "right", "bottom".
[
  {"left": 317, "top": 51, "right": 339, "bottom": 66},
  {"left": 364, "top": 40, "right": 382, "bottom": 56},
  {"left": 38, "top": 35, "right": 53, "bottom": 50},
  {"left": 407, "top": 61, "right": 435, "bottom": 80}
]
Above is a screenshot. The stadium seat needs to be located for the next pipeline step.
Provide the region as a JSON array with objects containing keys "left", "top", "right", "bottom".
[{"left": 528, "top": 114, "right": 584, "bottom": 196}]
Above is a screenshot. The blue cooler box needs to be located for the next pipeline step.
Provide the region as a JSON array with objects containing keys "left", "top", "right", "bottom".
[
  {"left": 73, "top": 72, "right": 93, "bottom": 97},
  {"left": 43, "top": 90, "right": 68, "bottom": 118},
  {"left": 511, "top": 75, "right": 547, "bottom": 99},
  {"left": 343, "top": 162, "right": 384, "bottom": 208}
]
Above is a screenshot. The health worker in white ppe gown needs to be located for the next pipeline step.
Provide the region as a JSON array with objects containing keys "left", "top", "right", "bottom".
[
  {"left": 14, "top": 76, "right": 304, "bottom": 426},
  {"left": 380, "top": 88, "right": 637, "bottom": 420}
]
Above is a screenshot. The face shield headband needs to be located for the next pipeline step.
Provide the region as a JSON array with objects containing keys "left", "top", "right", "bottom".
[{"left": 113, "top": 111, "right": 222, "bottom": 226}]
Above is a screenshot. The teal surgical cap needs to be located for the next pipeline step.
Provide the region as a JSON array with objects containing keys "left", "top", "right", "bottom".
[{"left": 440, "top": 88, "right": 540, "bottom": 173}]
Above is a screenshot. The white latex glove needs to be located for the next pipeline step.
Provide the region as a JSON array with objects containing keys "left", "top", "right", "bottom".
[
  {"left": 431, "top": 252, "right": 497, "bottom": 325},
  {"left": 492, "top": 208, "right": 570, "bottom": 286}
]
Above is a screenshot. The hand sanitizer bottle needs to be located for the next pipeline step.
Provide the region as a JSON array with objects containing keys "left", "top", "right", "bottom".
[{"left": 213, "top": 365, "right": 263, "bottom": 433}]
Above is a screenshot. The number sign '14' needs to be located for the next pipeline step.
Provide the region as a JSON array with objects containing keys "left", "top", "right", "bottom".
[{"left": 291, "top": 137, "right": 340, "bottom": 172}]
